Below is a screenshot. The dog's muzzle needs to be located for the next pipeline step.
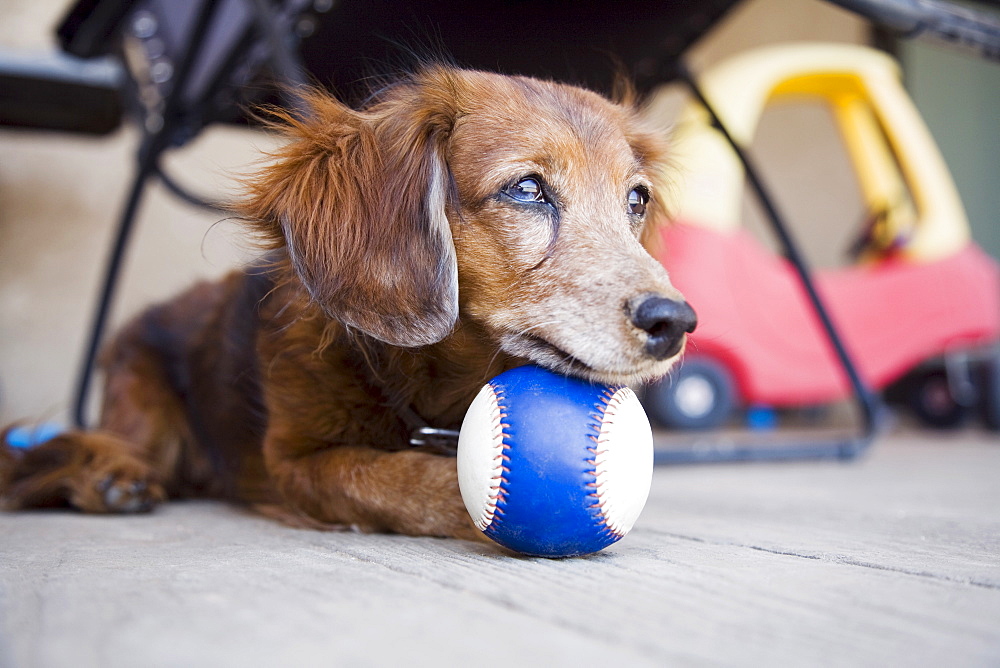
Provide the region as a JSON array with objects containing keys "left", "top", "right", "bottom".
[{"left": 630, "top": 295, "right": 698, "bottom": 360}]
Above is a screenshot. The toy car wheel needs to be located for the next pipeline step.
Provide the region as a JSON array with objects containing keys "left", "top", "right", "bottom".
[
  {"left": 979, "top": 354, "right": 1000, "bottom": 431},
  {"left": 910, "top": 369, "right": 968, "bottom": 429},
  {"left": 644, "top": 358, "right": 735, "bottom": 430}
]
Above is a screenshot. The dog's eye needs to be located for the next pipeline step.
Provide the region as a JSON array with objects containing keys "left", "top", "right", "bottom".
[
  {"left": 504, "top": 177, "right": 546, "bottom": 204},
  {"left": 628, "top": 187, "right": 649, "bottom": 216}
]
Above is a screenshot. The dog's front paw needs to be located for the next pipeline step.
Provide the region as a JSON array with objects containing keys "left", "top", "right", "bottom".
[
  {"left": 95, "top": 474, "right": 164, "bottom": 513},
  {"left": 70, "top": 457, "right": 166, "bottom": 514}
]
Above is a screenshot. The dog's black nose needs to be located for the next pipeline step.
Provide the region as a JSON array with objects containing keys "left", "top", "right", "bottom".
[{"left": 630, "top": 295, "right": 697, "bottom": 360}]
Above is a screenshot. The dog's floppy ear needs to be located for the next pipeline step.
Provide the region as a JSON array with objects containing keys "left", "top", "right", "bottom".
[{"left": 242, "top": 70, "right": 460, "bottom": 347}]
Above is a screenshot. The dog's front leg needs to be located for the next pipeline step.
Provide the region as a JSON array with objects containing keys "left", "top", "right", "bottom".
[{"left": 264, "top": 439, "right": 482, "bottom": 541}]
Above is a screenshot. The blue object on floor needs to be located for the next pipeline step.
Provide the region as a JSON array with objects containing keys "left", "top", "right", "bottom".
[
  {"left": 746, "top": 405, "right": 778, "bottom": 430},
  {"left": 5, "top": 423, "right": 64, "bottom": 449}
]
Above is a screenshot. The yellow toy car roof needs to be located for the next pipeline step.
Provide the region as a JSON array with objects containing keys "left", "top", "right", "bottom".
[{"left": 662, "top": 42, "right": 969, "bottom": 262}]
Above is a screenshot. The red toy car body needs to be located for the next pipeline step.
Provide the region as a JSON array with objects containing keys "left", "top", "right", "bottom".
[{"left": 643, "top": 44, "right": 1000, "bottom": 430}]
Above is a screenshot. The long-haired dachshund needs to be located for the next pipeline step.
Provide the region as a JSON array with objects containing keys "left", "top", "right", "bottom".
[{"left": 1, "top": 66, "right": 695, "bottom": 541}]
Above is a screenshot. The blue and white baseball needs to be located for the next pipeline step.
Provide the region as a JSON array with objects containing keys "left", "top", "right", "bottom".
[{"left": 457, "top": 365, "right": 653, "bottom": 557}]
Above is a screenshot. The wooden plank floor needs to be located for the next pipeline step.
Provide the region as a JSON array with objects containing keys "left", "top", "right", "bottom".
[{"left": 2, "top": 428, "right": 998, "bottom": 666}]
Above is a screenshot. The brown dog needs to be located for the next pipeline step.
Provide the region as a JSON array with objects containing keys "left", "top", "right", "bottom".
[{"left": 0, "top": 66, "right": 695, "bottom": 540}]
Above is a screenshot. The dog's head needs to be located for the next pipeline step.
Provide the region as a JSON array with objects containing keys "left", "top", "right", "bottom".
[{"left": 243, "top": 66, "right": 695, "bottom": 385}]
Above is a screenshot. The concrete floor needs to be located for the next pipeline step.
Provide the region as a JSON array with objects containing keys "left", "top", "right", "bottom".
[{"left": 2, "top": 428, "right": 998, "bottom": 667}]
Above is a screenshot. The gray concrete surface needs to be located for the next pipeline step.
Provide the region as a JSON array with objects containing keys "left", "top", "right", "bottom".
[{"left": 2, "top": 428, "right": 998, "bottom": 667}]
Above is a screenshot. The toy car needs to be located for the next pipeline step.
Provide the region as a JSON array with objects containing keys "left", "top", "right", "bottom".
[{"left": 643, "top": 43, "right": 1000, "bottom": 430}]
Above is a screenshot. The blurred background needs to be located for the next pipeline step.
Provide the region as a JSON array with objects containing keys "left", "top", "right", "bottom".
[{"left": 0, "top": 0, "right": 997, "bottom": 435}]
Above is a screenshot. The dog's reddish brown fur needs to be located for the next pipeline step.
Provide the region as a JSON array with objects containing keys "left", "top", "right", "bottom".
[{"left": 1, "top": 67, "right": 690, "bottom": 541}]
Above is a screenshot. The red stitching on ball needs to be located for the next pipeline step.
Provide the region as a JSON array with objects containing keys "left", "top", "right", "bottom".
[
  {"left": 472, "top": 384, "right": 511, "bottom": 532},
  {"left": 482, "top": 383, "right": 513, "bottom": 532},
  {"left": 588, "top": 385, "right": 633, "bottom": 538}
]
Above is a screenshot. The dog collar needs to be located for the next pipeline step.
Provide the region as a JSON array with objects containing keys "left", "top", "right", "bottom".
[{"left": 398, "top": 404, "right": 460, "bottom": 454}]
